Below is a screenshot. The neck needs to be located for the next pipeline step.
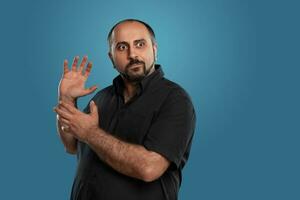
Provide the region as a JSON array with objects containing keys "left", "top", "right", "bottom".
[
  {"left": 122, "top": 79, "right": 138, "bottom": 102},
  {"left": 121, "top": 63, "right": 156, "bottom": 102}
]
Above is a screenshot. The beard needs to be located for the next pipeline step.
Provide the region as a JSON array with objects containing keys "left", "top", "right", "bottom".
[{"left": 121, "top": 59, "right": 155, "bottom": 83}]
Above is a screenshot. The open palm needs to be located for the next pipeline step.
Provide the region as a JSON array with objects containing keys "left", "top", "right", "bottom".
[{"left": 59, "top": 56, "right": 97, "bottom": 100}]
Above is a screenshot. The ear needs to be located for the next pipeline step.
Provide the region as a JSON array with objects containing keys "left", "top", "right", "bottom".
[
  {"left": 108, "top": 52, "right": 115, "bottom": 68},
  {"left": 153, "top": 43, "right": 158, "bottom": 61}
]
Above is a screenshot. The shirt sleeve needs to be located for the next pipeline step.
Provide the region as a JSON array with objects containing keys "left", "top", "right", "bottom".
[{"left": 143, "top": 88, "right": 196, "bottom": 169}]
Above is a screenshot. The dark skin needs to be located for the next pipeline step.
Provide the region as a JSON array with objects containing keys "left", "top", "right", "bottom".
[{"left": 54, "top": 22, "right": 170, "bottom": 182}]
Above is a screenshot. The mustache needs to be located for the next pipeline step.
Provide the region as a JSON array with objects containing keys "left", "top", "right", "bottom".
[{"left": 126, "top": 59, "right": 145, "bottom": 69}]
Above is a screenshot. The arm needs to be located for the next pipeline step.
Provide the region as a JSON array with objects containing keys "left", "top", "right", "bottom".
[
  {"left": 87, "top": 127, "right": 170, "bottom": 182},
  {"left": 56, "top": 97, "right": 78, "bottom": 154},
  {"left": 55, "top": 56, "right": 97, "bottom": 155},
  {"left": 54, "top": 101, "right": 170, "bottom": 182}
]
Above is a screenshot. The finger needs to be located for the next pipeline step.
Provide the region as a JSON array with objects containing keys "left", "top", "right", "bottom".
[
  {"left": 58, "top": 116, "right": 71, "bottom": 125},
  {"left": 84, "top": 62, "right": 93, "bottom": 77},
  {"left": 54, "top": 106, "right": 73, "bottom": 120},
  {"left": 61, "top": 125, "right": 70, "bottom": 132},
  {"left": 57, "top": 114, "right": 70, "bottom": 124},
  {"left": 63, "top": 59, "right": 69, "bottom": 74},
  {"left": 78, "top": 55, "right": 88, "bottom": 73},
  {"left": 72, "top": 56, "right": 80, "bottom": 71},
  {"left": 82, "top": 85, "right": 97, "bottom": 96},
  {"left": 59, "top": 101, "right": 78, "bottom": 114}
]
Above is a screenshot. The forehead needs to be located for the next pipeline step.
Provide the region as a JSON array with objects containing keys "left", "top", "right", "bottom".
[{"left": 111, "top": 22, "right": 151, "bottom": 43}]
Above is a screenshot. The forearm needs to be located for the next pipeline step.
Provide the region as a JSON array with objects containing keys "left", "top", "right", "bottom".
[
  {"left": 54, "top": 99, "right": 169, "bottom": 180},
  {"left": 56, "top": 119, "right": 77, "bottom": 154},
  {"left": 86, "top": 128, "right": 164, "bottom": 182},
  {"left": 56, "top": 96, "right": 78, "bottom": 154}
]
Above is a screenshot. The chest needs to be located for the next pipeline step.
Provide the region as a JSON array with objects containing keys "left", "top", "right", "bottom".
[{"left": 98, "top": 90, "right": 170, "bottom": 144}]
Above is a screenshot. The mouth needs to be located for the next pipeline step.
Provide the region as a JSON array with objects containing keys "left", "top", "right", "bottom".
[{"left": 128, "top": 63, "right": 143, "bottom": 70}]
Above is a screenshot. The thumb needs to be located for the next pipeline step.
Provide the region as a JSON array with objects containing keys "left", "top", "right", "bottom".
[
  {"left": 89, "top": 101, "right": 98, "bottom": 116},
  {"left": 88, "top": 85, "right": 98, "bottom": 93},
  {"left": 83, "top": 85, "right": 98, "bottom": 96}
]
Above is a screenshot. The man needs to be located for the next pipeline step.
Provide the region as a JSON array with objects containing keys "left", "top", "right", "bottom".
[{"left": 54, "top": 19, "right": 196, "bottom": 200}]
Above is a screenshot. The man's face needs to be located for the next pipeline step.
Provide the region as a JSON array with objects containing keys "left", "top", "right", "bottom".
[{"left": 109, "top": 22, "right": 157, "bottom": 82}]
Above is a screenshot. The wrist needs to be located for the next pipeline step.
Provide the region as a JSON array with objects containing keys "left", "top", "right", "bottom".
[{"left": 58, "top": 95, "right": 77, "bottom": 105}]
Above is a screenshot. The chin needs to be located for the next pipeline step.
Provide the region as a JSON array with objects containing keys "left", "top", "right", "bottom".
[{"left": 127, "top": 74, "right": 146, "bottom": 82}]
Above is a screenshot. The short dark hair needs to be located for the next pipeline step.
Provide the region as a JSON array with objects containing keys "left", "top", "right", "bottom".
[{"left": 107, "top": 19, "right": 156, "bottom": 50}]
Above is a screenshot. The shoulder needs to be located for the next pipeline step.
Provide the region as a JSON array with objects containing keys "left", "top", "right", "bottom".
[
  {"left": 153, "top": 78, "right": 195, "bottom": 119},
  {"left": 160, "top": 78, "right": 193, "bottom": 106}
]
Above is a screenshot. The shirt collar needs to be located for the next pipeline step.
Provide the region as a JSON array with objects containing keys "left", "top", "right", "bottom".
[{"left": 113, "top": 64, "right": 164, "bottom": 97}]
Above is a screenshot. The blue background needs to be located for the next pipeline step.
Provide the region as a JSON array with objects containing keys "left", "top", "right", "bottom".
[{"left": 1, "top": 0, "right": 299, "bottom": 199}]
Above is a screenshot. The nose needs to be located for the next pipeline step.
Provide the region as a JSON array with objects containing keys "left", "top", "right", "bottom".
[{"left": 127, "top": 46, "right": 138, "bottom": 60}]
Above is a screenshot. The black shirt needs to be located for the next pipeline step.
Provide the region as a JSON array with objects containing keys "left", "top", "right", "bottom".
[{"left": 70, "top": 65, "right": 196, "bottom": 200}]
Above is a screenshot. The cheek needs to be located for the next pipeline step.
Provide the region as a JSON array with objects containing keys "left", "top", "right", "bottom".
[
  {"left": 114, "top": 53, "right": 126, "bottom": 64},
  {"left": 113, "top": 53, "right": 129, "bottom": 69},
  {"left": 144, "top": 50, "right": 155, "bottom": 63}
]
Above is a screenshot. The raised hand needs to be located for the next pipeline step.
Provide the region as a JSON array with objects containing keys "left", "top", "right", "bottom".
[{"left": 58, "top": 56, "right": 97, "bottom": 102}]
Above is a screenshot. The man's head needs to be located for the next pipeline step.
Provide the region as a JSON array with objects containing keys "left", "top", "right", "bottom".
[{"left": 108, "top": 19, "right": 157, "bottom": 83}]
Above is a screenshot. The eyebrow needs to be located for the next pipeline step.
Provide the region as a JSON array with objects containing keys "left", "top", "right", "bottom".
[
  {"left": 115, "top": 39, "right": 147, "bottom": 47},
  {"left": 115, "top": 41, "right": 128, "bottom": 47},
  {"left": 133, "top": 39, "right": 146, "bottom": 45}
]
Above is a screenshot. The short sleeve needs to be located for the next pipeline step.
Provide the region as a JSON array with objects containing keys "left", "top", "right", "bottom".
[{"left": 143, "top": 88, "right": 196, "bottom": 169}]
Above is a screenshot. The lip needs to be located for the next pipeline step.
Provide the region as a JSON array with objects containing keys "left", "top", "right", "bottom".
[{"left": 128, "top": 63, "right": 143, "bottom": 69}]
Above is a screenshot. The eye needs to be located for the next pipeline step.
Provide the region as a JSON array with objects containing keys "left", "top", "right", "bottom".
[
  {"left": 136, "top": 41, "right": 145, "bottom": 48},
  {"left": 117, "top": 44, "right": 128, "bottom": 51}
]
